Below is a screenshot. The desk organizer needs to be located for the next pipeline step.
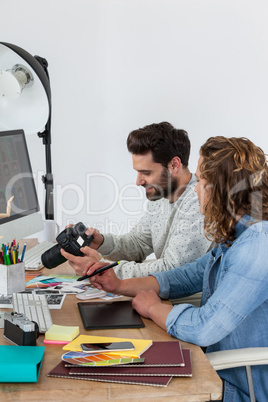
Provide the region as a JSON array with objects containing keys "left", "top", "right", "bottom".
[{"left": 0, "top": 262, "right": 25, "bottom": 295}]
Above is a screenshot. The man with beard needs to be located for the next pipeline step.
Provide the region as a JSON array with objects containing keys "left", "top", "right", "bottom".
[{"left": 62, "top": 122, "right": 210, "bottom": 279}]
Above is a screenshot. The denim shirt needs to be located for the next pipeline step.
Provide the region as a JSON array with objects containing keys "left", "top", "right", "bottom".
[{"left": 152, "top": 215, "right": 268, "bottom": 401}]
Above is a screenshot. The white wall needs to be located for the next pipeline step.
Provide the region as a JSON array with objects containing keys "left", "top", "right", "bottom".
[{"left": 1, "top": 0, "right": 268, "bottom": 234}]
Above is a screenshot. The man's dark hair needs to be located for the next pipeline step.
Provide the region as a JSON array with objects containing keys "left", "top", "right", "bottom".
[{"left": 127, "top": 122, "right": 190, "bottom": 167}]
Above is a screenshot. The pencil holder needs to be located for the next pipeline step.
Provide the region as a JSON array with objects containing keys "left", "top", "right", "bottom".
[{"left": 0, "top": 262, "right": 25, "bottom": 295}]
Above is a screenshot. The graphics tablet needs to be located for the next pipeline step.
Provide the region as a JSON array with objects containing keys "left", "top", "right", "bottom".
[{"left": 78, "top": 300, "right": 145, "bottom": 330}]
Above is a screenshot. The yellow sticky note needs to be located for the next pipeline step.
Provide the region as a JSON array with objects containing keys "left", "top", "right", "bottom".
[
  {"left": 45, "top": 325, "right": 79, "bottom": 342},
  {"left": 62, "top": 334, "right": 152, "bottom": 358}
]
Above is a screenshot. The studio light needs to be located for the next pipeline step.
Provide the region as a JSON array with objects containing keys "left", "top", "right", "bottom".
[{"left": 0, "top": 42, "right": 54, "bottom": 221}]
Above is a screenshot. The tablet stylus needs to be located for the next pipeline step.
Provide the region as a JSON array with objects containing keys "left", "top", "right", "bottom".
[{"left": 77, "top": 261, "right": 120, "bottom": 281}]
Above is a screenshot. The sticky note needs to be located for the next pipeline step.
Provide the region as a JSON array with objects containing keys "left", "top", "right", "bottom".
[{"left": 45, "top": 324, "right": 79, "bottom": 341}]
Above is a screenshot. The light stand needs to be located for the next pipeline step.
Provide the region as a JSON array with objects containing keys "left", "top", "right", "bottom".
[{"left": 0, "top": 42, "right": 54, "bottom": 220}]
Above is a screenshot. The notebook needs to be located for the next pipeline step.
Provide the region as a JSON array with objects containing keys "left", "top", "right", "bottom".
[
  {"left": 64, "top": 341, "right": 184, "bottom": 367},
  {"left": 77, "top": 300, "right": 145, "bottom": 329},
  {"left": 47, "top": 361, "right": 172, "bottom": 387},
  {"left": 68, "top": 350, "right": 191, "bottom": 377},
  {"left": 126, "top": 341, "right": 185, "bottom": 367},
  {"left": 47, "top": 349, "right": 192, "bottom": 387}
]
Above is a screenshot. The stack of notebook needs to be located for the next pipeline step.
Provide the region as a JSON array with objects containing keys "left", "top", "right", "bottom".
[{"left": 47, "top": 335, "right": 192, "bottom": 387}]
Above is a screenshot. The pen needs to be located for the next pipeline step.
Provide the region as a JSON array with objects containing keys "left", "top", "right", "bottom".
[
  {"left": 6, "top": 253, "right": 11, "bottom": 265},
  {"left": 20, "top": 243, "right": 27, "bottom": 262},
  {"left": 2, "top": 244, "right": 6, "bottom": 265},
  {"left": 77, "top": 261, "right": 120, "bottom": 281},
  {"left": 12, "top": 248, "right": 16, "bottom": 264},
  {"left": 16, "top": 243, "right": 19, "bottom": 263}
]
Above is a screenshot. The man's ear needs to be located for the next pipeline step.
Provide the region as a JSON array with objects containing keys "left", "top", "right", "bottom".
[{"left": 168, "top": 156, "right": 181, "bottom": 174}]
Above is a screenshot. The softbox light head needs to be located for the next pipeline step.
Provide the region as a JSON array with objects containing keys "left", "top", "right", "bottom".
[{"left": 0, "top": 42, "right": 51, "bottom": 135}]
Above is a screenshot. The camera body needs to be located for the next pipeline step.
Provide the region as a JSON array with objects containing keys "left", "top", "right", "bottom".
[
  {"left": 41, "top": 222, "right": 94, "bottom": 269},
  {"left": 4, "top": 312, "right": 39, "bottom": 346}
]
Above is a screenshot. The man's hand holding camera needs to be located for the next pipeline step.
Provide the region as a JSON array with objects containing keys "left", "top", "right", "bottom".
[
  {"left": 41, "top": 222, "right": 96, "bottom": 269},
  {"left": 84, "top": 228, "right": 104, "bottom": 250},
  {"left": 57, "top": 225, "right": 104, "bottom": 275},
  {"left": 60, "top": 246, "right": 102, "bottom": 276}
]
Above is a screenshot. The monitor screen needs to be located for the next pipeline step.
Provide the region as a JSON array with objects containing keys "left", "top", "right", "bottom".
[{"left": 0, "top": 129, "right": 43, "bottom": 243}]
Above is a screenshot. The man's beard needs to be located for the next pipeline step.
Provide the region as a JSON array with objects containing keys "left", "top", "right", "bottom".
[{"left": 144, "top": 168, "right": 178, "bottom": 201}]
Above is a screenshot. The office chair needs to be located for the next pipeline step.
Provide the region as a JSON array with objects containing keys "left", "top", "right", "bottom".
[{"left": 206, "top": 347, "right": 268, "bottom": 402}]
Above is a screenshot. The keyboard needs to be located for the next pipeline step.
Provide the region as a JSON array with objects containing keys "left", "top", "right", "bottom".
[
  {"left": 12, "top": 292, "right": 53, "bottom": 333},
  {"left": 24, "top": 241, "right": 54, "bottom": 270}
]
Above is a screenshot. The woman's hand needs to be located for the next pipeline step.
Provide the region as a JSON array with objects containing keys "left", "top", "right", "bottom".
[
  {"left": 132, "top": 290, "right": 162, "bottom": 319},
  {"left": 132, "top": 290, "right": 173, "bottom": 330}
]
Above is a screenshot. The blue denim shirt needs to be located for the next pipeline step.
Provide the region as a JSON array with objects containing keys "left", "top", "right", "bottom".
[{"left": 152, "top": 215, "right": 268, "bottom": 401}]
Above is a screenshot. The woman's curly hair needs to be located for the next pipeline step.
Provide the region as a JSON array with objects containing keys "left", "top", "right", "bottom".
[{"left": 200, "top": 136, "right": 268, "bottom": 245}]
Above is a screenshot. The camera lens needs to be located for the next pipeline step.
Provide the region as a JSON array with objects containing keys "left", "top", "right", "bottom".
[
  {"left": 41, "top": 244, "right": 67, "bottom": 269},
  {"left": 76, "top": 223, "right": 86, "bottom": 234}
]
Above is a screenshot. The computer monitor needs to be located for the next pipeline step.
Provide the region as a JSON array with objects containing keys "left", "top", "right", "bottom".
[{"left": 0, "top": 129, "right": 43, "bottom": 243}]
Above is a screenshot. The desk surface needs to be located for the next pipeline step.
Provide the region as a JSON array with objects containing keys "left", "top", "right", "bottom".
[{"left": 0, "top": 240, "right": 222, "bottom": 401}]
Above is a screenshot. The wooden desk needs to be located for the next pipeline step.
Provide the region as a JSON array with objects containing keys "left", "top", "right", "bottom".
[{"left": 0, "top": 241, "right": 222, "bottom": 401}]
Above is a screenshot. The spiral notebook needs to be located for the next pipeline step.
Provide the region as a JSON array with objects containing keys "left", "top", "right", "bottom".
[
  {"left": 77, "top": 300, "right": 145, "bottom": 330},
  {"left": 64, "top": 341, "right": 184, "bottom": 367},
  {"left": 68, "top": 349, "right": 191, "bottom": 377},
  {"left": 47, "top": 349, "right": 192, "bottom": 387},
  {"left": 47, "top": 361, "right": 172, "bottom": 387}
]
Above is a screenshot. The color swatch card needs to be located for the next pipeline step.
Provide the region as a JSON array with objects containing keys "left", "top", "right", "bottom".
[{"left": 62, "top": 351, "right": 145, "bottom": 367}]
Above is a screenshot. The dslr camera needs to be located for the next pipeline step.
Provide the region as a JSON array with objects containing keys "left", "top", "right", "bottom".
[
  {"left": 41, "top": 222, "right": 94, "bottom": 269},
  {"left": 4, "top": 312, "right": 39, "bottom": 346}
]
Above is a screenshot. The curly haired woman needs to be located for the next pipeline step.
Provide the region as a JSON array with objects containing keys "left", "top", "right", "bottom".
[{"left": 65, "top": 137, "right": 268, "bottom": 401}]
